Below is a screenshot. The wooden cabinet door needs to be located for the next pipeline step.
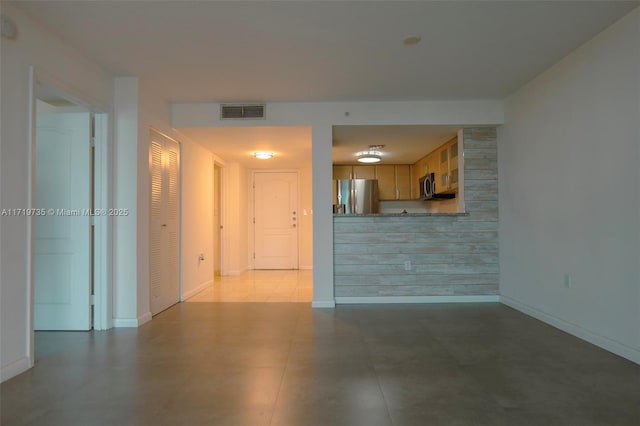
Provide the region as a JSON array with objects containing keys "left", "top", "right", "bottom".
[
  {"left": 426, "top": 152, "right": 438, "bottom": 175},
  {"left": 438, "top": 145, "right": 450, "bottom": 192},
  {"left": 412, "top": 159, "right": 426, "bottom": 199},
  {"left": 333, "top": 165, "right": 352, "bottom": 180},
  {"left": 375, "top": 165, "right": 396, "bottom": 200},
  {"left": 395, "top": 165, "right": 412, "bottom": 199},
  {"left": 449, "top": 140, "right": 459, "bottom": 191},
  {"left": 352, "top": 165, "right": 375, "bottom": 179}
]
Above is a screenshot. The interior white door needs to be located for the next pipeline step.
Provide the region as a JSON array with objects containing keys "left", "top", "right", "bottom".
[
  {"left": 149, "top": 130, "right": 181, "bottom": 315},
  {"left": 34, "top": 112, "right": 92, "bottom": 330},
  {"left": 254, "top": 172, "right": 298, "bottom": 269}
]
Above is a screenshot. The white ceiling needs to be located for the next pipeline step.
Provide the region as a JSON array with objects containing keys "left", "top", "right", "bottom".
[
  {"left": 14, "top": 1, "right": 637, "bottom": 103},
  {"left": 177, "top": 126, "right": 313, "bottom": 168},
  {"left": 13, "top": 0, "right": 639, "bottom": 167}
]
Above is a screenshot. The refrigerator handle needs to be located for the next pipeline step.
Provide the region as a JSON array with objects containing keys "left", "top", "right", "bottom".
[{"left": 351, "top": 184, "right": 356, "bottom": 214}]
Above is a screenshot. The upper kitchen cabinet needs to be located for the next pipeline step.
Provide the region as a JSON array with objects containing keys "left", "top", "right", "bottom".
[
  {"left": 332, "top": 165, "right": 376, "bottom": 180},
  {"left": 375, "top": 164, "right": 412, "bottom": 200},
  {"left": 333, "top": 165, "right": 353, "bottom": 180},
  {"left": 437, "top": 136, "right": 459, "bottom": 194},
  {"left": 352, "top": 165, "right": 376, "bottom": 180},
  {"left": 395, "top": 165, "right": 412, "bottom": 200},
  {"left": 375, "top": 165, "right": 396, "bottom": 200},
  {"left": 411, "top": 134, "right": 461, "bottom": 197},
  {"left": 448, "top": 139, "right": 459, "bottom": 192}
]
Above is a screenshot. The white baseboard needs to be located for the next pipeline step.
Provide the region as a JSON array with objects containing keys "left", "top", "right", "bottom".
[
  {"left": 335, "top": 295, "right": 500, "bottom": 304},
  {"left": 501, "top": 296, "right": 640, "bottom": 365},
  {"left": 1, "top": 356, "right": 31, "bottom": 383},
  {"left": 113, "top": 311, "right": 152, "bottom": 328},
  {"left": 137, "top": 312, "right": 152, "bottom": 326},
  {"left": 181, "top": 280, "right": 213, "bottom": 301},
  {"left": 311, "top": 300, "right": 336, "bottom": 308}
]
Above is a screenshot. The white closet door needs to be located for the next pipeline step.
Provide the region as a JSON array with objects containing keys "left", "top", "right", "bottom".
[{"left": 149, "top": 130, "right": 180, "bottom": 315}]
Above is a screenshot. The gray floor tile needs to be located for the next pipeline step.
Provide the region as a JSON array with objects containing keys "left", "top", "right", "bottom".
[{"left": 2, "top": 302, "right": 638, "bottom": 426}]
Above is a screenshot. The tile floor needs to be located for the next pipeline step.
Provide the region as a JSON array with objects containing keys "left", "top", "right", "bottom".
[
  {"left": 1, "top": 303, "right": 639, "bottom": 426},
  {"left": 187, "top": 270, "right": 313, "bottom": 303}
]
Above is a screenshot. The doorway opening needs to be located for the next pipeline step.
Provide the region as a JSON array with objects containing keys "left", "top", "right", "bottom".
[
  {"left": 213, "top": 162, "right": 223, "bottom": 277},
  {"left": 177, "top": 126, "right": 313, "bottom": 303},
  {"left": 27, "top": 68, "right": 112, "bottom": 365},
  {"left": 28, "top": 73, "right": 112, "bottom": 366},
  {"left": 33, "top": 96, "right": 93, "bottom": 330}
]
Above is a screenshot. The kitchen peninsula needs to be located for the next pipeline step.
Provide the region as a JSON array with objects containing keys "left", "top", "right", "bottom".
[{"left": 333, "top": 127, "right": 499, "bottom": 302}]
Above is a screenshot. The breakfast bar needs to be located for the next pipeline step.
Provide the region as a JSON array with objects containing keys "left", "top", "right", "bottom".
[{"left": 332, "top": 127, "right": 499, "bottom": 302}]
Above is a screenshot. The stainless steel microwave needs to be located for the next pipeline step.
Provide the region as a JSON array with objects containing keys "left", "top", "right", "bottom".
[
  {"left": 419, "top": 173, "right": 435, "bottom": 200},
  {"left": 419, "top": 172, "right": 455, "bottom": 200}
]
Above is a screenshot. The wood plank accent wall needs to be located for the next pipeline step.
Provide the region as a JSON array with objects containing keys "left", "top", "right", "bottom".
[{"left": 333, "top": 128, "right": 498, "bottom": 298}]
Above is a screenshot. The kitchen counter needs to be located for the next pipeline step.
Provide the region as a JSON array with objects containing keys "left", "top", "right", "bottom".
[{"left": 333, "top": 212, "right": 469, "bottom": 217}]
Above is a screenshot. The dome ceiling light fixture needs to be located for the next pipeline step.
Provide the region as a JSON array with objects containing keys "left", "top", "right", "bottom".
[
  {"left": 402, "top": 35, "right": 421, "bottom": 46},
  {"left": 254, "top": 151, "right": 274, "bottom": 160},
  {"left": 356, "top": 145, "right": 384, "bottom": 163}
]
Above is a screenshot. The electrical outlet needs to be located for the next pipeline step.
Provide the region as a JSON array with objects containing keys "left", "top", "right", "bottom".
[
  {"left": 404, "top": 261, "right": 412, "bottom": 271},
  {"left": 564, "top": 274, "right": 572, "bottom": 289}
]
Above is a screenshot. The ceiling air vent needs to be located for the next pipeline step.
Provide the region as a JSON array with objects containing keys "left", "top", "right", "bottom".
[{"left": 220, "top": 104, "right": 266, "bottom": 120}]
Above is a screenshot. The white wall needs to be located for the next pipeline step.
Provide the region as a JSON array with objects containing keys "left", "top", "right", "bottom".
[
  {"left": 0, "top": 3, "right": 113, "bottom": 381},
  {"left": 180, "top": 140, "right": 214, "bottom": 299},
  {"left": 499, "top": 8, "right": 640, "bottom": 363},
  {"left": 221, "top": 163, "right": 249, "bottom": 275},
  {"left": 112, "top": 77, "right": 140, "bottom": 326}
]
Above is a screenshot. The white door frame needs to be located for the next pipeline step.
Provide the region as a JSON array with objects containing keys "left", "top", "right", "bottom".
[
  {"left": 213, "top": 160, "right": 225, "bottom": 277},
  {"left": 219, "top": 164, "right": 230, "bottom": 276},
  {"left": 27, "top": 67, "right": 113, "bottom": 365}
]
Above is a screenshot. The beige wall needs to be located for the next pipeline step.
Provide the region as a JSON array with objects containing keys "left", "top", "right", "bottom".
[{"left": 180, "top": 141, "right": 214, "bottom": 299}]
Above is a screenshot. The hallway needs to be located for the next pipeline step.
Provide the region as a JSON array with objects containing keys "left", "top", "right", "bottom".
[
  {"left": 1, "top": 302, "right": 638, "bottom": 426},
  {"left": 187, "top": 270, "right": 313, "bottom": 303}
]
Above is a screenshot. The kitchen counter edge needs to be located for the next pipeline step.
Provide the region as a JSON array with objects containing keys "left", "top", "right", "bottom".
[{"left": 333, "top": 212, "right": 469, "bottom": 217}]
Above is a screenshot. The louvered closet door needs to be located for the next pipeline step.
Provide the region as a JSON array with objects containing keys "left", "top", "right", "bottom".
[{"left": 149, "top": 130, "right": 181, "bottom": 315}]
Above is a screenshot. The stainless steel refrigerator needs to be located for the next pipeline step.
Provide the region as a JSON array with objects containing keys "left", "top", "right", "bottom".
[{"left": 335, "top": 179, "right": 379, "bottom": 214}]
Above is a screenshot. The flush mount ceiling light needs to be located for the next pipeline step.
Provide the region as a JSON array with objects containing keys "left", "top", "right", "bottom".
[
  {"left": 254, "top": 151, "right": 274, "bottom": 160},
  {"left": 402, "top": 35, "right": 421, "bottom": 46},
  {"left": 356, "top": 145, "right": 384, "bottom": 163}
]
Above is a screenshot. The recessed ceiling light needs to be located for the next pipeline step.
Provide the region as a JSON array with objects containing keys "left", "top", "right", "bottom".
[
  {"left": 403, "top": 36, "right": 421, "bottom": 46},
  {"left": 254, "top": 151, "right": 273, "bottom": 160}
]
